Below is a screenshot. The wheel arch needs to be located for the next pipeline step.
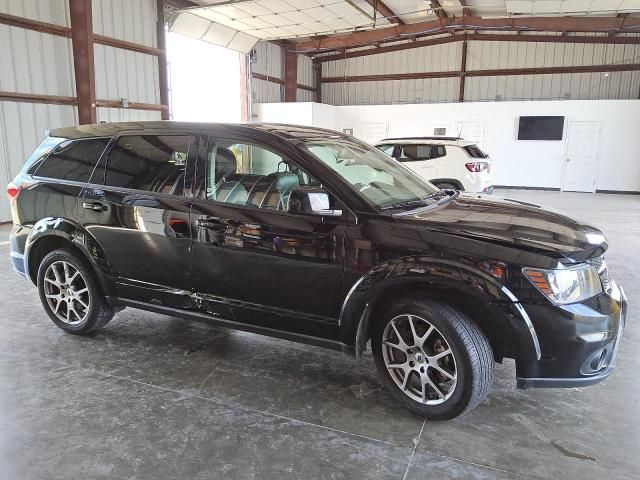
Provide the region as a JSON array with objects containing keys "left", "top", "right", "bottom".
[
  {"left": 340, "top": 257, "right": 539, "bottom": 368},
  {"left": 429, "top": 178, "right": 464, "bottom": 190},
  {"left": 24, "top": 217, "right": 116, "bottom": 298}
]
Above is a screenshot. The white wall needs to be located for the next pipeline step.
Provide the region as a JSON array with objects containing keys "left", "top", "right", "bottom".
[{"left": 254, "top": 99, "right": 640, "bottom": 193}]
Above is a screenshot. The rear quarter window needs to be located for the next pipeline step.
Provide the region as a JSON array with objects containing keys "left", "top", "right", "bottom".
[
  {"left": 462, "top": 145, "right": 488, "bottom": 159},
  {"left": 33, "top": 138, "right": 110, "bottom": 182}
]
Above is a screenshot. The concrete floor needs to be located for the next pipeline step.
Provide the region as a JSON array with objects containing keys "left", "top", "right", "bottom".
[{"left": 0, "top": 189, "right": 638, "bottom": 480}]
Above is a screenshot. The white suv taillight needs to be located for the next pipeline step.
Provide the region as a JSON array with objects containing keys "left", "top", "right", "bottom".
[
  {"left": 465, "top": 162, "right": 489, "bottom": 173},
  {"left": 6, "top": 182, "right": 20, "bottom": 201}
]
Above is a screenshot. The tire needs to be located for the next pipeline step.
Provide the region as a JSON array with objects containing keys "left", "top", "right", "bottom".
[
  {"left": 37, "top": 248, "right": 114, "bottom": 334},
  {"left": 371, "top": 297, "right": 493, "bottom": 420}
]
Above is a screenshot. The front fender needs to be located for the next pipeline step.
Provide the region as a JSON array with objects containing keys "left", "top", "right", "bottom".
[
  {"left": 24, "top": 217, "right": 117, "bottom": 297},
  {"left": 338, "top": 256, "right": 541, "bottom": 367}
]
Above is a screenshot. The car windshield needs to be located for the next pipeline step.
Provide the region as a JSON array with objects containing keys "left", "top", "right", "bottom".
[{"left": 303, "top": 138, "right": 445, "bottom": 211}]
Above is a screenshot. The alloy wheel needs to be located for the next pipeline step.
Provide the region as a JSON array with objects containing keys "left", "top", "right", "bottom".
[
  {"left": 43, "top": 261, "right": 91, "bottom": 325},
  {"left": 381, "top": 314, "right": 457, "bottom": 405}
]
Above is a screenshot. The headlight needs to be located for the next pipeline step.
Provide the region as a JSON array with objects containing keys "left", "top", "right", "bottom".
[{"left": 523, "top": 265, "right": 602, "bottom": 305}]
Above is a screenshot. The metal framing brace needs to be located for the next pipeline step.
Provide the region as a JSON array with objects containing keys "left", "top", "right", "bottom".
[
  {"left": 69, "top": 0, "right": 96, "bottom": 124},
  {"left": 322, "top": 63, "right": 640, "bottom": 84},
  {"left": 252, "top": 73, "right": 315, "bottom": 92},
  {"left": 314, "top": 32, "right": 640, "bottom": 62},
  {"left": 284, "top": 48, "right": 298, "bottom": 102},
  {"left": 296, "top": 16, "right": 640, "bottom": 52},
  {"left": 363, "top": 0, "right": 404, "bottom": 25},
  {"left": 429, "top": 0, "right": 448, "bottom": 20},
  {"left": 459, "top": 40, "right": 467, "bottom": 102}
]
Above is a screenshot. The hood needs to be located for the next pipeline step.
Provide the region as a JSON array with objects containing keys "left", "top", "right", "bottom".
[{"left": 397, "top": 193, "right": 607, "bottom": 263}]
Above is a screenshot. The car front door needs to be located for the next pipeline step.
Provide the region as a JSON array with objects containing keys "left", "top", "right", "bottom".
[
  {"left": 79, "top": 131, "right": 196, "bottom": 309},
  {"left": 399, "top": 144, "right": 439, "bottom": 181},
  {"left": 190, "top": 135, "right": 348, "bottom": 341}
]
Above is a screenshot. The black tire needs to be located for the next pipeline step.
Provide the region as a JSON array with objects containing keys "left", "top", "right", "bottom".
[
  {"left": 371, "top": 297, "right": 493, "bottom": 420},
  {"left": 37, "top": 248, "right": 114, "bottom": 334}
]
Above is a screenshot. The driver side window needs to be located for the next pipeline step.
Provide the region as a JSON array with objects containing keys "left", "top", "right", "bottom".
[{"left": 203, "top": 138, "right": 319, "bottom": 211}]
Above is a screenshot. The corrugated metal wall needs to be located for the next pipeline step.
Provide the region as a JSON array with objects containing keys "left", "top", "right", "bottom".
[
  {"left": 252, "top": 42, "right": 283, "bottom": 103},
  {"left": 321, "top": 36, "right": 640, "bottom": 105},
  {"left": 251, "top": 42, "right": 316, "bottom": 103},
  {"left": 0, "top": 0, "right": 161, "bottom": 221}
]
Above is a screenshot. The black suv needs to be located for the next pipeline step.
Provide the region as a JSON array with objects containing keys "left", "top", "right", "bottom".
[{"left": 7, "top": 122, "right": 627, "bottom": 420}]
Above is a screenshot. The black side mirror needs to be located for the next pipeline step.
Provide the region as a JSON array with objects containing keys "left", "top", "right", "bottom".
[{"left": 288, "top": 187, "right": 343, "bottom": 217}]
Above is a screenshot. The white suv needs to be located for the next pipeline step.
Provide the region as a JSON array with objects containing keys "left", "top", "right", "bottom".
[{"left": 375, "top": 137, "right": 493, "bottom": 193}]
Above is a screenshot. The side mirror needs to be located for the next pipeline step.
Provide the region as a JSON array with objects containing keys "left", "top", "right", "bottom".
[{"left": 288, "top": 187, "right": 343, "bottom": 217}]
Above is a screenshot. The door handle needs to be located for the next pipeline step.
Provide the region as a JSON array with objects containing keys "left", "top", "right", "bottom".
[
  {"left": 566, "top": 158, "right": 571, "bottom": 162},
  {"left": 82, "top": 201, "right": 107, "bottom": 212},
  {"left": 197, "top": 218, "right": 222, "bottom": 229}
]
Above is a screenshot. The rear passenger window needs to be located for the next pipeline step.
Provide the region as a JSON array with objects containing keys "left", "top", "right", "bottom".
[
  {"left": 399, "top": 144, "right": 446, "bottom": 162},
  {"left": 200, "top": 139, "right": 318, "bottom": 211},
  {"left": 104, "top": 135, "right": 191, "bottom": 194},
  {"left": 33, "top": 138, "right": 109, "bottom": 182}
]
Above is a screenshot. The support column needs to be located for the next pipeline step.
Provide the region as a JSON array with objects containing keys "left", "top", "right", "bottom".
[
  {"left": 458, "top": 40, "right": 467, "bottom": 103},
  {"left": 156, "top": 0, "right": 170, "bottom": 120},
  {"left": 69, "top": 0, "right": 96, "bottom": 124},
  {"left": 239, "top": 53, "right": 249, "bottom": 121},
  {"left": 283, "top": 47, "right": 298, "bottom": 102},
  {"left": 313, "top": 61, "right": 322, "bottom": 103}
]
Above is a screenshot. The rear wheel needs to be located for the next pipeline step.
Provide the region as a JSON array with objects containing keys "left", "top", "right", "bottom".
[
  {"left": 372, "top": 297, "right": 493, "bottom": 420},
  {"left": 37, "top": 249, "right": 114, "bottom": 334}
]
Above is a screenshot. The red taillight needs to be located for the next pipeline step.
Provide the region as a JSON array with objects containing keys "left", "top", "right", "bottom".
[
  {"left": 465, "top": 162, "right": 489, "bottom": 173},
  {"left": 6, "top": 182, "right": 20, "bottom": 201}
]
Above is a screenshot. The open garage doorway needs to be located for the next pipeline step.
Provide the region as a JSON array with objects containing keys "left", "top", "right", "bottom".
[{"left": 167, "top": 33, "right": 242, "bottom": 123}]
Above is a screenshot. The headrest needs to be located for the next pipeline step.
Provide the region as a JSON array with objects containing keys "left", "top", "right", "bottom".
[
  {"left": 275, "top": 173, "right": 300, "bottom": 194},
  {"left": 215, "top": 148, "right": 237, "bottom": 179}
]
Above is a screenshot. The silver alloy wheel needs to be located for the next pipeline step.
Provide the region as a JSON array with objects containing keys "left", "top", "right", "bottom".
[
  {"left": 382, "top": 314, "right": 458, "bottom": 405},
  {"left": 43, "top": 261, "right": 90, "bottom": 325}
]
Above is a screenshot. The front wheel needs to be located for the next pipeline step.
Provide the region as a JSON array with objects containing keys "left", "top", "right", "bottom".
[
  {"left": 371, "top": 297, "right": 493, "bottom": 420},
  {"left": 37, "top": 249, "right": 114, "bottom": 334}
]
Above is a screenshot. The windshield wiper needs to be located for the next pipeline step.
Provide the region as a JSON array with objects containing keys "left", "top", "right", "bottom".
[
  {"left": 381, "top": 189, "right": 454, "bottom": 211},
  {"left": 387, "top": 190, "right": 459, "bottom": 216}
]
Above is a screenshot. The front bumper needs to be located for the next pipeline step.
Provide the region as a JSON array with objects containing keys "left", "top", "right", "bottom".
[{"left": 516, "top": 281, "right": 627, "bottom": 389}]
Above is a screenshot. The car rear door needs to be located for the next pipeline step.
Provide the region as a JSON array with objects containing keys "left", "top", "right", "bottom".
[
  {"left": 189, "top": 134, "right": 347, "bottom": 341},
  {"left": 78, "top": 131, "right": 197, "bottom": 309},
  {"left": 398, "top": 144, "right": 439, "bottom": 181}
]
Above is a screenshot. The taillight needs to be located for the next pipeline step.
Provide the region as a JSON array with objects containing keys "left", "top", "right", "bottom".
[
  {"left": 6, "top": 182, "right": 20, "bottom": 201},
  {"left": 465, "top": 162, "right": 489, "bottom": 173}
]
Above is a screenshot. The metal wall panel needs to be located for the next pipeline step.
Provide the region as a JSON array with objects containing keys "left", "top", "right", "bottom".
[
  {"left": 251, "top": 77, "right": 281, "bottom": 103},
  {"left": 323, "top": 42, "right": 462, "bottom": 77},
  {"left": 322, "top": 38, "right": 640, "bottom": 105},
  {"left": 94, "top": 44, "right": 160, "bottom": 103},
  {"left": 92, "top": 0, "right": 157, "bottom": 48},
  {"left": 96, "top": 107, "right": 162, "bottom": 122},
  {"left": 323, "top": 78, "right": 458, "bottom": 105},
  {"left": 297, "top": 88, "right": 314, "bottom": 102},
  {"left": 297, "top": 54, "right": 314, "bottom": 89},
  {"left": 0, "top": 24, "right": 75, "bottom": 96},
  {"left": 0, "top": 102, "right": 77, "bottom": 221},
  {"left": 0, "top": 0, "right": 69, "bottom": 26},
  {"left": 252, "top": 41, "right": 282, "bottom": 78}
]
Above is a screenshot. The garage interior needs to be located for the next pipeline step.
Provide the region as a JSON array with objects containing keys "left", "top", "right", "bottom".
[{"left": 1, "top": 0, "right": 639, "bottom": 479}]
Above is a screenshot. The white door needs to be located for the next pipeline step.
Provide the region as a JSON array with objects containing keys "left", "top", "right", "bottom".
[
  {"left": 562, "top": 121, "right": 601, "bottom": 193},
  {"left": 455, "top": 121, "right": 487, "bottom": 149}
]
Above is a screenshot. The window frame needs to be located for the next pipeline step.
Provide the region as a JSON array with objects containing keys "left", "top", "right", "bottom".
[
  {"left": 94, "top": 131, "right": 198, "bottom": 200},
  {"left": 30, "top": 136, "right": 112, "bottom": 185},
  {"left": 194, "top": 135, "right": 352, "bottom": 220}
]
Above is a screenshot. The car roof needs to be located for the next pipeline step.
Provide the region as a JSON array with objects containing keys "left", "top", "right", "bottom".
[
  {"left": 377, "top": 137, "right": 477, "bottom": 147},
  {"left": 49, "top": 121, "right": 350, "bottom": 143}
]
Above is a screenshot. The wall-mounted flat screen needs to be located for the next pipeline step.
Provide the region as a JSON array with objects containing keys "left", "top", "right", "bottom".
[{"left": 517, "top": 116, "right": 565, "bottom": 140}]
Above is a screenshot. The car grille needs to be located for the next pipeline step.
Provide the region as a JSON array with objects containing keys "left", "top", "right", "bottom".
[{"left": 590, "top": 256, "right": 611, "bottom": 292}]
